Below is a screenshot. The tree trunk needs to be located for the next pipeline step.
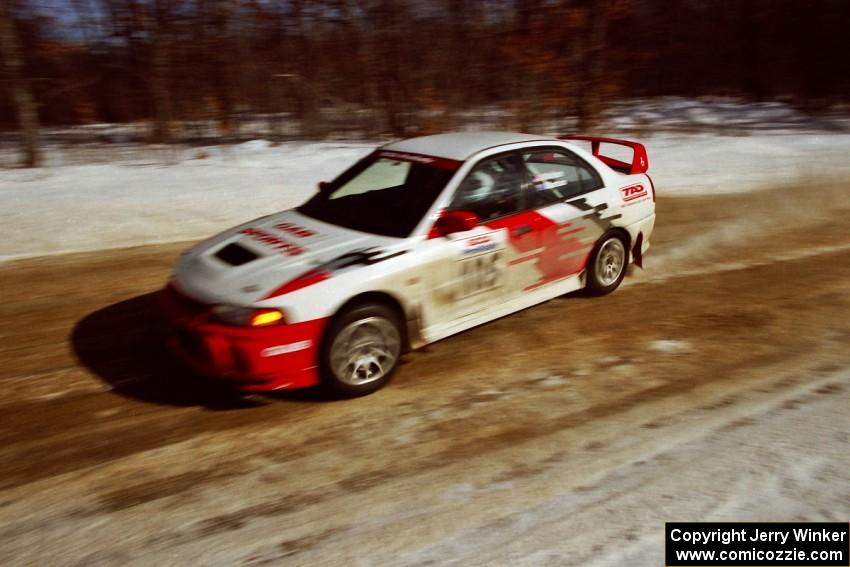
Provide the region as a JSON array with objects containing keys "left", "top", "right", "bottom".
[
  {"left": 291, "top": 0, "right": 323, "bottom": 138},
  {"left": 150, "top": 0, "right": 173, "bottom": 143},
  {"left": 0, "top": 1, "right": 41, "bottom": 167},
  {"left": 576, "top": 0, "right": 609, "bottom": 132},
  {"left": 375, "top": 0, "right": 407, "bottom": 137},
  {"left": 737, "top": 0, "right": 764, "bottom": 100}
]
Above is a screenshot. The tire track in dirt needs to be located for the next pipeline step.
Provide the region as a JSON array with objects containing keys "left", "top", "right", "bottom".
[{"left": 1, "top": 181, "right": 849, "bottom": 564}]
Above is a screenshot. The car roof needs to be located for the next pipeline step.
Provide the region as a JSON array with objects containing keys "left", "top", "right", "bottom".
[{"left": 382, "top": 132, "right": 559, "bottom": 161}]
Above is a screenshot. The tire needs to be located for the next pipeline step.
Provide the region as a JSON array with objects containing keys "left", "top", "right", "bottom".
[
  {"left": 319, "top": 303, "right": 403, "bottom": 397},
  {"left": 585, "top": 232, "right": 628, "bottom": 296}
]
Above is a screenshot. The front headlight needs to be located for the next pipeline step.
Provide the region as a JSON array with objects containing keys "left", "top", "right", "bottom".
[{"left": 212, "top": 305, "right": 285, "bottom": 327}]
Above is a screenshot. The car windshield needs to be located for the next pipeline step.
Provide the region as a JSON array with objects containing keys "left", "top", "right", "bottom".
[{"left": 298, "top": 153, "right": 457, "bottom": 238}]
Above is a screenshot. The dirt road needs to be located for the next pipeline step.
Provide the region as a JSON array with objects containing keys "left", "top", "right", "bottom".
[{"left": 2, "top": 184, "right": 849, "bottom": 565}]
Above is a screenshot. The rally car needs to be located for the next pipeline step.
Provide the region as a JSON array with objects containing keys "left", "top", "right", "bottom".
[{"left": 162, "top": 132, "right": 656, "bottom": 396}]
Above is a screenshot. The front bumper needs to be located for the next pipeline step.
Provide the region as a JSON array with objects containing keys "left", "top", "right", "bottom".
[{"left": 161, "top": 286, "right": 327, "bottom": 391}]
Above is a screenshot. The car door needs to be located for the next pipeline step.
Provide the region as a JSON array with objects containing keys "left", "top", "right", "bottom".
[
  {"left": 425, "top": 151, "right": 546, "bottom": 327},
  {"left": 511, "top": 146, "right": 613, "bottom": 291}
]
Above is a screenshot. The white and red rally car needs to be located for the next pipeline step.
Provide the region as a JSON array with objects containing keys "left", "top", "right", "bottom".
[{"left": 163, "top": 132, "right": 656, "bottom": 396}]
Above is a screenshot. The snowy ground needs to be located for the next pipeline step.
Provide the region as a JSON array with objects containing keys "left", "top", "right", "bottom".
[
  {"left": 2, "top": 199, "right": 849, "bottom": 564},
  {"left": 2, "top": 98, "right": 850, "bottom": 261},
  {"left": 3, "top": 132, "right": 850, "bottom": 263},
  {"left": 0, "top": 141, "right": 374, "bottom": 262},
  {"left": 1, "top": 100, "right": 849, "bottom": 565},
  {"left": 602, "top": 97, "right": 850, "bottom": 133}
]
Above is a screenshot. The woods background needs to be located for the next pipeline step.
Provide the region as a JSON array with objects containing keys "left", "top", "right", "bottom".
[{"left": 1, "top": 0, "right": 849, "bottom": 166}]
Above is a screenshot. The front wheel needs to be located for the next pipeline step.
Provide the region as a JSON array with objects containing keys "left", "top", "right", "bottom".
[
  {"left": 320, "top": 303, "right": 403, "bottom": 397},
  {"left": 585, "top": 233, "right": 627, "bottom": 296}
]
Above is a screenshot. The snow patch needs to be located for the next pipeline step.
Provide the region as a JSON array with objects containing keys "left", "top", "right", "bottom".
[
  {"left": 0, "top": 141, "right": 374, "bottom": 262},
  {"left": 651, "top": 340, "right": 690, "bottom": 353},
  {"left": 537, "top": 374, "right": 567, "bottom": 387},
  {"left": 3, "top": 127, "right": 850, "bottom": 261}
]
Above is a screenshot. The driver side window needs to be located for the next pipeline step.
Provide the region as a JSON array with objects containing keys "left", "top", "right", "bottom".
[{"left": 448, "top": 155, "right": 525, "bottom": 222}]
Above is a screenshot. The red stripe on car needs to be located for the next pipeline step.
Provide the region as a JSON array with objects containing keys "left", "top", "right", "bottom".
[
  {"left": 264, "top": 269, "right": 330, "bottom": 299},
  {"left": 486, "top": 211, "right": 591, "bottom": 289},
  {"left": 375, "top": 150, "right": 463, "bottom": 171}
]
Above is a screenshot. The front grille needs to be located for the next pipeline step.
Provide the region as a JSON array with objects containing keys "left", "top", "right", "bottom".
[
  {"left": 231, "top": 346, "right": 250, "bottom": 374},
  {"left": 177, "top": 329, "right": 209, "bottom": 362},
  {"left": 166, "top": 284, "right": 208, "bottom": 315},
  {"left": 215, "top": 243, "right": 259, "bottom": 266}
]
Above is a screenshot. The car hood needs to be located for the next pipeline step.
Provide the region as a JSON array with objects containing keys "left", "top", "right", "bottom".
[{"left": 172, "top": 209, "right": 402, "bottom": 305}]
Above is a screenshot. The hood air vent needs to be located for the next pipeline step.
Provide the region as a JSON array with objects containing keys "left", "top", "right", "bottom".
[{"left": 215, "top": 243, "right": 259, "bottom": 266}]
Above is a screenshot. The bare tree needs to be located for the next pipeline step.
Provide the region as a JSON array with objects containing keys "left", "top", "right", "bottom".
[
  {"left": 575, "top": 0, "right": 609, "bottom": 132},
  {"left": 0, "top": 0, "right": 40, "bottom": 166},
  {"left": 150, "top": 0, "right": 175, "bottom": 142},
  {"left": 373, "top": 0, "right": 414, "bottom": 137},
  {"left": 290, "top": 0, "right": 324, "bottom": 137},
  {"left": 4, "top": 0, "right": 850, "bottom": 140}
]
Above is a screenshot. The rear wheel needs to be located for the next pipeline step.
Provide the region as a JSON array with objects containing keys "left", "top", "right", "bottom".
[
  {"left": 585, "top": 233, "right": 627, "bottom": 295},
  {"left": 320, "top": 303, "right": 402, "bottom": 397}
]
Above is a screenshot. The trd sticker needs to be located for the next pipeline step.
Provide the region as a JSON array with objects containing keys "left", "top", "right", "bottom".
[{"left": 620, "top": 184, "right": 648, "bottom": 202}]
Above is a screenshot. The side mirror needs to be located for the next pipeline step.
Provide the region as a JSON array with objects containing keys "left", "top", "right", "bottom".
[
  {"left": 432, "top": 210, "right": 479, "bottom": 237},
  {"left": 318, "top": 181, "right": 330, "bottom": 192}
]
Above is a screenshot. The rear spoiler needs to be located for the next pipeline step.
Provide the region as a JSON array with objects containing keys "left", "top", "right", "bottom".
[{"left": 558, "top": 135, "right": 648, "bottom": 175}]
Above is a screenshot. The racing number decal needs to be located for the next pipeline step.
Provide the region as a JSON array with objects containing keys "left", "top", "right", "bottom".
[
  {"left": 449, "top": 232, "right": 506, "bottom": 301},
  {"left": 458, "top": 251, "right": 504, "bottom": 298}
]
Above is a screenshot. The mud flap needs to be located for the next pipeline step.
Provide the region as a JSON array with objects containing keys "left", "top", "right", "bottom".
[
  {"left": 632, "top": 233, "right": 644, "bottom": 269},
  {"left": 407, "top": 303, "right": 426, "bottom": 350}
]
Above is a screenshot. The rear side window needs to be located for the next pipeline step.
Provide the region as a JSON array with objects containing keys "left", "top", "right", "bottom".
[{"left": 522, "top": 149, "right": 603, "bottom": 206}]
